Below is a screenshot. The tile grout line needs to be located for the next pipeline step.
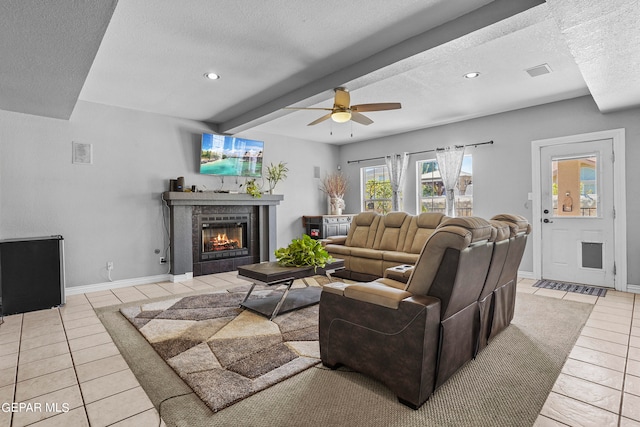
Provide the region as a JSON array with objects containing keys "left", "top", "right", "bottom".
[
  {"left": 9, "top": 314, "right": 23, "bottom": 427},
  {"left": 616, "top": 294, "right": 636, "bottom": 426},
  {"left": 58, "top": 306, "right": 91, "bottom": 427}
]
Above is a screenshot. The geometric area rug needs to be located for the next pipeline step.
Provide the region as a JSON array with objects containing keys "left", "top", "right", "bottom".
[
  {"left": 533, "top": 279, "right": 607, "bottom": 297},
  {"left": 120, "top": 284, "right": 321, "bottom": 412},
  {"left": 99, "top": 289, "right": 594, "bottom": 426}
]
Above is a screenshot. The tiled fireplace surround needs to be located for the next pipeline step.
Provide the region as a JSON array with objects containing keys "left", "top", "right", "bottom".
[{"left": 162, "top": 192, "right": 284, "bottom": 281}]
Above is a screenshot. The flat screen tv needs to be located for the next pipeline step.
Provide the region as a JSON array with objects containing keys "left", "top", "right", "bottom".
[{"left": 200, "top": 133, "right": 263, "bottom": 177}]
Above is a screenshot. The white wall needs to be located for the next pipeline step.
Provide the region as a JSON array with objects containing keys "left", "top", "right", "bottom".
[
  {"left": 338, "top": 96, "right": 640, "bottom": 286},
  {"left": 0, "top": 101, "right": 339, "bottom": 288}
]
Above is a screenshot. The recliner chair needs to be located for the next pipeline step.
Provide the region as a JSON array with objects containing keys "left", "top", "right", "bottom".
[
  {"left": 319, "top": 216, "right": 495, "bottom": 409},
  {"left": 475, "top": 219, "right": 511, "bottom": 356},
  {"left": 488, "top": 214, "right": 531, "bottom": 341}
]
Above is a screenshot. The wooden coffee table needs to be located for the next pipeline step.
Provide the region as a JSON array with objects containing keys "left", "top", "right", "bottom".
[{"left": 237, "top": 259, "right": 344, "bottom": 320}]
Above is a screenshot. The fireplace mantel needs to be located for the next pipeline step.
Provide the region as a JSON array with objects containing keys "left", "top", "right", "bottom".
[
  {"left": 162, "top": 192, "right": 284, "bottom": 282},
  {"left": 162, "top": 191, "right": 284, "bottom": 206}
]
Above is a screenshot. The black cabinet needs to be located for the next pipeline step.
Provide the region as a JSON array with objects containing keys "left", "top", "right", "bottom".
[
  {"left": 0, "top": 236, "right": 65, "bottom": 315},
  {"left": 302, "top": 215, "right": 354, "bottom": 239}
]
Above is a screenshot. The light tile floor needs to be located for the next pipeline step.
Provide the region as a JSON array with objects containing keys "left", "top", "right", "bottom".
[{"left": 0, "top": 274, "right": 638, "bottom": 426}]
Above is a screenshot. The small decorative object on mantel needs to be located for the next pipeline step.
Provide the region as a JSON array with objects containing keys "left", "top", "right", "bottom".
[
  {"left": 242, "top": 178, "right": 262, "bottom": 198},
  {"left": 265, "top": 161, "right": 289, "bottom": 194},
  {"left": 321, "top": 172, "right": 348, "bottom": 215},
  {"left": 274, "top": 234, "right": 334, "bottom": 271}
]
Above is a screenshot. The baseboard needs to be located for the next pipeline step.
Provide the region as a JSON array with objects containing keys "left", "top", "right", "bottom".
[
  {"left": 626, "top": 284, "right": 640, "bottom": 294},
  {"left": 517, "top": 270, "right": 535, "bottom": 280},
  {"left": 170, "top": 272, "right": 193, "bottom": 283},
  {"left": 65, "top": 274, "right": 171, "bottom": 296}
]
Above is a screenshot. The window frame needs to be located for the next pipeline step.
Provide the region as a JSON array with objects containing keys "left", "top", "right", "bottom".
[{"left": 360, "top": 164, "right": 393, "bottom": 214}]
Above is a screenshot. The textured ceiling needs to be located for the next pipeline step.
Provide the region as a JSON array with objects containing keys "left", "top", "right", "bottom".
[
  {"left": 0, "top": 0, "right": 117, "bottom": 119},
  {"left": 1, "top": 1, "right": 638, "bottom": 144},
  {"left": 546, "top": 0, "right": 640, "bottom": 113}
]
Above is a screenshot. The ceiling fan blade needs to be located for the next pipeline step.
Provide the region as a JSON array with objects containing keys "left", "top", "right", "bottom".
[
  {"left": 350, "top": 112, "right": 373, "bottom": 125},
  {"left": 283, "top": 107, "right": 333, "bottom": 111},
  {"left": 307, "top": 113, "right": 333, "bottom": 126},
  {"left": 351, "top": 102, "right": 402, "bottom": 112},
  {"left": 334, "top": 87, "right": 350, "bottom": 109}
]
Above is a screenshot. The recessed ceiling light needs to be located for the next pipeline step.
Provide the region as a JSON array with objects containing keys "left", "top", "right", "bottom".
[
  {"left": 204, "top": 72, "right": 220, "bottom": 80},
  {"left": 464, "top": 72, "right": 481, "bottom": 79}
]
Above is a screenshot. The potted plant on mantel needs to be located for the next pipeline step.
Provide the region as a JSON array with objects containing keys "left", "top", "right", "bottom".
[
  {"left": 321, "top": 172, "right": 348, "bottom": 215},
  {"left": 265, "top": 161, "right": 289, "bottom": 194}
]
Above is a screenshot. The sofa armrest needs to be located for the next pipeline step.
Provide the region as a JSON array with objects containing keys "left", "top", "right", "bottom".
[
  {"left": 319, "top": 288, "right": 441, "bottom": 408},
  {"left": 320, "top": 235, "right": 347, "bottom": 246},
  {"left": 322, "top": 282, "right": 350, "bottom": 296},
  {"left": 344, "top": 283, "right": 413, "bottom": 309},
  {"left": 384, "top": 265, "right": 414, "bottom": 283}
]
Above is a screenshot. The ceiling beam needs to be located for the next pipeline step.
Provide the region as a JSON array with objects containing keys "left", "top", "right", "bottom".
[{"left": 218, "top": 0, "right": 545, "bottom": 134}]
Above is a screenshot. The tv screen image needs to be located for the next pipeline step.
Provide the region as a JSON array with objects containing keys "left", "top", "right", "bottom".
[{"left": 200, "top": 134, "right": 263, "bottom": 177}]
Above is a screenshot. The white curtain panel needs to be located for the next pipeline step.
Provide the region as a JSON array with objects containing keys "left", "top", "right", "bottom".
[
  {"left": 436, "top": 146, "right": 465, "bottom": 217},
  {"left": 385, "top": 153, "right": 409, "bottom": 211}
]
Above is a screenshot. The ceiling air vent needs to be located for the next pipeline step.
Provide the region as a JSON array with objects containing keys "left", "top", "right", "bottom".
[{"left": 525, "top": 63, "right": 552, "bottom": 77}]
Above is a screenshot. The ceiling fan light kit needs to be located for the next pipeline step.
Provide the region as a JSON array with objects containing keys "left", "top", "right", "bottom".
[
  {"left": 285, "top": 87, "right": 401, "bottom": 126},
  {"left": 331, "top": 110, "right": 352, "bottom": 123}
]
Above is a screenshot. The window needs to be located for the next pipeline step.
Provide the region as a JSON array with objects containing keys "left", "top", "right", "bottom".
[
  {"left": 361, "top": 165, "right": 392, "bottom": 213},
  {"left": 417, "top": 155, "right": 473, "bottom": 216},
  {"left": 551, "top": 155, "right": 597, "bottom": 217}
]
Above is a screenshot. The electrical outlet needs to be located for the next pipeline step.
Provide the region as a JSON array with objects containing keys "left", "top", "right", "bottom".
[
  {"left": 107, "top": 261, "right": 114, "bottom": 270},
  {"left": 160, "top": 257, "right": 167, "bottom": 264}
]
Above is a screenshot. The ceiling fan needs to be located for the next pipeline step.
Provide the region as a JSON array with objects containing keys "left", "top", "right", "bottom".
[{"left": 285, "top": 87, "right": 401, "bottom": 126}]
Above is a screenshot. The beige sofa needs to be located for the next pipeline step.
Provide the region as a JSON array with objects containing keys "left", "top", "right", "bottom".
[{"left": 322, "top": 211, "right": 447, "bottom": 281}]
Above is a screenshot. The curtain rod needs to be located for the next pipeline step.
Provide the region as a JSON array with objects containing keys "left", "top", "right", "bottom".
[{"left": 346, "top": 140, "right": 494, "bottom": 164}]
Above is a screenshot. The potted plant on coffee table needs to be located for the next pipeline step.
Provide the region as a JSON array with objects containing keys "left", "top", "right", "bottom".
[{"left": 274, "top": 234, "right": 334, "bottom": 270}]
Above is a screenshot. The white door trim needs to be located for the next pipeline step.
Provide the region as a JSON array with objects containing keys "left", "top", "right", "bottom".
[{"left": 531, "top": 128, "right": 627, "bottom": 291}]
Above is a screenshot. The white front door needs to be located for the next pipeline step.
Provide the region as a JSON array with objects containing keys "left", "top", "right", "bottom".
[{"left": 539, "top": 139, "right": 615, "bottom": 287}]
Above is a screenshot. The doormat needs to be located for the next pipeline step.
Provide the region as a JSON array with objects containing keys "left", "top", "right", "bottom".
[{"left": 533, "top": 280, "right": 607, "bottom": 297}]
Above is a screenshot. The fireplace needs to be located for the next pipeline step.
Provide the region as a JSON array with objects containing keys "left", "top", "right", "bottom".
[
  {"left": 199, "top": 214, "right": 250, "bottom": 261},
  {"left": 162, "top": 191, "right": 283, "bottom": 281}
]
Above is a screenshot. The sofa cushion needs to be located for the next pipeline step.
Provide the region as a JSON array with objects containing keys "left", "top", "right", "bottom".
[
  {"left": 440, "top": 217, "right": 494, "bottom": 243},
  {"left": 349, "top": 247, "right": 384, "bottom": 260},
  {"left": 403, "top": 213, "right": 447, "bottom": 254},
  {"left": 406, "top": 217, "right": 493, "bottom": 296},
  {"left": 345, "top": 212, "right": 381, "bottom": 248},
  {"left": 491, "top": 214, "right": 531, "bottom": 236},
  {"left": 382, "top": 251, "right": 419, "bottom": 264},
  {"left": 324, "top": 244, "right": 351, "bottom": 256},
  {"left": 373, "top": 212, "right": 410, "bottom": 251}
]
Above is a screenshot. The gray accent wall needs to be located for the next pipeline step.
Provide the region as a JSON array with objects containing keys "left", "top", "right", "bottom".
[
  {"left": 0, "top": 101, "right": 339, "bottom": 288},
  {"left": 338, "top": 95, "right": 640, "bottom": 287}
]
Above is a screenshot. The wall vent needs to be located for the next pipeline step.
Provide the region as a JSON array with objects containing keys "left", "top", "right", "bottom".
[{"left": 525, "top": 63, "right": 552, "bottom": 78}]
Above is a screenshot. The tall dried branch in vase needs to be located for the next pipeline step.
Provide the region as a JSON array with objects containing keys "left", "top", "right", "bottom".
[{"left": 321, "top": 172, "right": 348, "bottom": 215}]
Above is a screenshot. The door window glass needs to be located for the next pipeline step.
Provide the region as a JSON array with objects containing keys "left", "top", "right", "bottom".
[{"left": 551, "top": 155, "right": 597, "bottom": 217}]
